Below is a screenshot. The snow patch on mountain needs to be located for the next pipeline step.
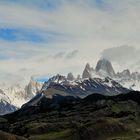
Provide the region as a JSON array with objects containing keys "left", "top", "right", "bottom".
[{"left": 40, "top": 74, "right": 130, "bottom": 99}]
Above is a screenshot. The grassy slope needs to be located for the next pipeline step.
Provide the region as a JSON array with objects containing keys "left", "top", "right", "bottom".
[{"left": 1, "top": 92, "right": 140, "bottom": 140}]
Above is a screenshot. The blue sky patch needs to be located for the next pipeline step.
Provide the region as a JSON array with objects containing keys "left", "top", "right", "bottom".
[
  {"left": 0, "top": 0, "right": 60, "bottom": 11},
  {"left": 36, "top": 77, "right": 49, "bottom": 83},
  {"left": 95, "top": 0, "right": 103, "bottom": 8},
  {"left": 0, "top": 28, "right": 44, "bottom": 43},
  {"left": 0, "top": 27, "right": 70, "bottom": 43}
]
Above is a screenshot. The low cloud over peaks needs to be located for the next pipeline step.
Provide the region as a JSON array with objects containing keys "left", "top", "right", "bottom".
[
  {"left": 102, "top": 45, "right": 139, "bottom": 62},
  {"left": 101, "top": 45, "right": 140, "bottom": 70}
]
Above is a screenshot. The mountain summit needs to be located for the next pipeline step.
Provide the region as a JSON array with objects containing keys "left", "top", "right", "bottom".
[
  {"left": 95, "top": 59, "right": 115, "bottom": 77},
  {"left": 67, "top": 72, "right": 75, "bottom": 81},
  {"left": 82, "top": 63, "right": 94, "bottom": 79}
]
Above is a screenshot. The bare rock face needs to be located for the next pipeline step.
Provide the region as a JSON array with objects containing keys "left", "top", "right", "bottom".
[
  {"left": 82, "top": 63, "right": 94, "bottom": 79},
  {"left": 95, "top": 59, "right": 115, "bottom": 77},
  {"left": 117, "top": 69, "right": 131, "bottom": 80},
  {"left": 25, "top": 77, "right": 43, "bottom": 98},
  {"left": 131, "top": 72, "right": 140, "bottom": 80},
  {"left": 121, "top": 69, "right": 131, "bottom": 77},
  {"left": 76, "top": 74, "right": 81, "bottom": 81},
  {"left": 67, "top": 72, "right": 75, "bottom": 81}
]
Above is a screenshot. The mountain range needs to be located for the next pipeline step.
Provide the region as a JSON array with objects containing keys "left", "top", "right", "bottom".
[
  {"left": 0, "top": 58, "right": 140, "bottom": 115},
  {"left": 1, "top": 59, "right": 140, "bottom": 139}
]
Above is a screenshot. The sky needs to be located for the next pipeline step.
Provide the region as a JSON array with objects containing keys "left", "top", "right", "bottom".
[{"left": 0, "top": 0, "right": 140, "bottom": 85}]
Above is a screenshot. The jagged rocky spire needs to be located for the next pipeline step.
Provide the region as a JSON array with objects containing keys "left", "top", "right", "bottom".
[
  {"left": 95, "top": 59, "right": 115, "bottom": 77},
  {"left": 82, "top": 63, "right": 94, "bottom": 79},
  {"left": 67, "top": 72, "right": 75, "bottom": 81}
]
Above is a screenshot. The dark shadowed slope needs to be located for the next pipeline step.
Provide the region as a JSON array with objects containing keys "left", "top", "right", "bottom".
[{"left": 0, "top": 91, "right": 140, "bottom": 140}]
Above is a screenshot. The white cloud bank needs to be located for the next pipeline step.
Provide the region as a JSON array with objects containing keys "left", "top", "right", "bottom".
[{"left": 0, "top": 0, "right": 139, "bottom": 85}]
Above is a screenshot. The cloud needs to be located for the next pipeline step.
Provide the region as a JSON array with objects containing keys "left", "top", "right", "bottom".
[
  {"left": 0, "top": 0, "right": 139, "bottom": 44},
  {"left": 53, "top": 51, "right": 66, "bottom": 59},
  {"left": 53, "top": 50, "right": 79, "bottom": 59},
  {"left": 0, "top": 42, "right": 43, "bottom": 60},
  {"left": 0, "top": 72, "right": 25, "bottom": 86},
  {"left": 0, "top": 0, "right": 140, "bottom": 84},
  {"left": 102, "top": 45, "right": 140, "bottom": 62},
  {"left": 65, "top": 50, "right": 79, "bottom": 59},
  {"left": 101, "top": 45, "right": 140, "bottom": 71}
]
